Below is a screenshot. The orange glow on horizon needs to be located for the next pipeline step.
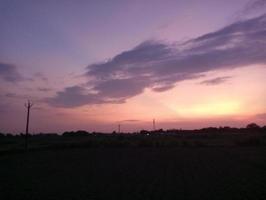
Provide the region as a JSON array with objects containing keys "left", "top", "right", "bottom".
[{"left": 176, "top": 101, "right": 241, "bottom": 117}]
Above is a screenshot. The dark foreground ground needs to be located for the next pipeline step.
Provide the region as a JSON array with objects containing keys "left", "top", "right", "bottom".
[{"left": 1, "top": 146, "right": 266, "bottom": 200}]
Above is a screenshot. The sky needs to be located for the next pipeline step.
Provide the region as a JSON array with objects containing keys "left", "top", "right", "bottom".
[{"left": 0, "top": 0, "right": 266, "bottom": 133}]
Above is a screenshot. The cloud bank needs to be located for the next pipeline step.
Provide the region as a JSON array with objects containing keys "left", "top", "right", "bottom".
[{"left": 48, "top": 14, "right": 266, "bottom": 108}]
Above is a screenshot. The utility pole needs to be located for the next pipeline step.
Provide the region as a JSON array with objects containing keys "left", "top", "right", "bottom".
[
  {"left": 118, "top": 124, "right": 121, "bottom": 134},
  {"left": 24, "top": 100, "right": 33, "bottom": 150},
  {"left": 153, "top": 119, "right": 156, "bottom": 131}
]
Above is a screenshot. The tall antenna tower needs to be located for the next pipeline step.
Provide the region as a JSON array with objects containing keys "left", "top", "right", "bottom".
[
  {"left": 24, "top": 100, "right": 34, "bottom": 150},
  {"left": 153, "top": 119, "right": 156, "bottom": 131},
  {"left": 118, "top": 124, "right": 121, "bottom": 134}
]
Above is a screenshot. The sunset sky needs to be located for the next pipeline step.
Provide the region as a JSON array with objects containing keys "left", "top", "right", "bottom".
[{"left": 0, "top": 0, "right": 266, "bottom": 133}]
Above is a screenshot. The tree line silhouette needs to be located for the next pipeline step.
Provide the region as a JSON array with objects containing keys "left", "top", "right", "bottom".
[
  {"left": 0, "top": 123, "right": 265, "bottom": 137},
  {"left": 0, "top": 123, "right": 266, "bottom": 153}
]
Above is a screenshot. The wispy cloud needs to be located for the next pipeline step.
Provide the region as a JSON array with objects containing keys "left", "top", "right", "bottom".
[
  {"left": 38, "top": 87, "right": 52, "bottom": 92},
  {"left": 255, "top": 113, "right": 266, "bottom": 119},
  {"left": 0, "top": 63, "right": 24, "bottom": 82},
  {"left": 119, "top": 119, "right": 141, "bottom": 123},
  {"left": 241, "top": 0, "right": 266, "bottom": 16},
  {"left": 200, "top": 76, "right": 231, "bottom": 86},
  {"left": 48, "top": 13, "right": 266, "bottom": 108},
  {"left": 33, "top": 72, "right": 48, "bottom": 82}
]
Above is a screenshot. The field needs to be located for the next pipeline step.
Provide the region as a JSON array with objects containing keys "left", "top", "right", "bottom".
[{"left": 1, "top": 142, "right": 266, "bottom": 199}]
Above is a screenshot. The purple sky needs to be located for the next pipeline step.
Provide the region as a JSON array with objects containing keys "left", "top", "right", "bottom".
[{"left": 0, "top": 0, "right": 266, "bottom": 133}]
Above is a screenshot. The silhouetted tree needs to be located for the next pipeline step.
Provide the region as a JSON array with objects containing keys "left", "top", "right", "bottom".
[
  {"left": 62, "top": 130, "right": 88, "bottom": 136},
  {"left": 76, "top": 130, "right": 89, "bottom": 136},
  {"left": 246, "top": 123, "right": 260, "bottom": 129},
  {"left": 140, "top": 130, "right": 149, "bottom": 135}
]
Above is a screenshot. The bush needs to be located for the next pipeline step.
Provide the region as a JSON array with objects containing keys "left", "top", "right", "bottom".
[{"left": 234, "top": 137, "right": 262, "bottom": 146}]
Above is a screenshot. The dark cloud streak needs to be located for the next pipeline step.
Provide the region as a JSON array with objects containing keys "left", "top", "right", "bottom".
[
  {"left": 0, "top": 63, "right": 24, "bottom": 82},
  {"left": 38, "top": 87, "right": 52, "bottom": 92},
  {"left": 48, "top": 14, "right": 266, "bottom": 108},
  {"left": 200, "top": 76, "right": 231, "bottom": 85}
]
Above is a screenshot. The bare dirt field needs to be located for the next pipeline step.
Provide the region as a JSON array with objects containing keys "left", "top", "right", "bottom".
[{"left": 1, "top": 146, "right": 266, "bottom": 200}]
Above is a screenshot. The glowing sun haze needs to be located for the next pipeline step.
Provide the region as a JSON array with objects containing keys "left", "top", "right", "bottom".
[{"left": 0, "top": 0, "right": 265, "bottom": 133}]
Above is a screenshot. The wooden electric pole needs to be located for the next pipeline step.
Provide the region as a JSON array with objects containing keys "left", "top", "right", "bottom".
[
  {"left": 118, "top": 124, "right": 121, "bottom": 134},
  {"left": 153, "top": 119, "right": 156, "bottom": 131},
  {"left": 24, "top": 100, "right": 33, "bottom": 150}
]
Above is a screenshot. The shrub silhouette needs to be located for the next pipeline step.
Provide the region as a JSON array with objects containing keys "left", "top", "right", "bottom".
[{"left": 246, "top": 123, "right": 260, "bottom": 129}]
